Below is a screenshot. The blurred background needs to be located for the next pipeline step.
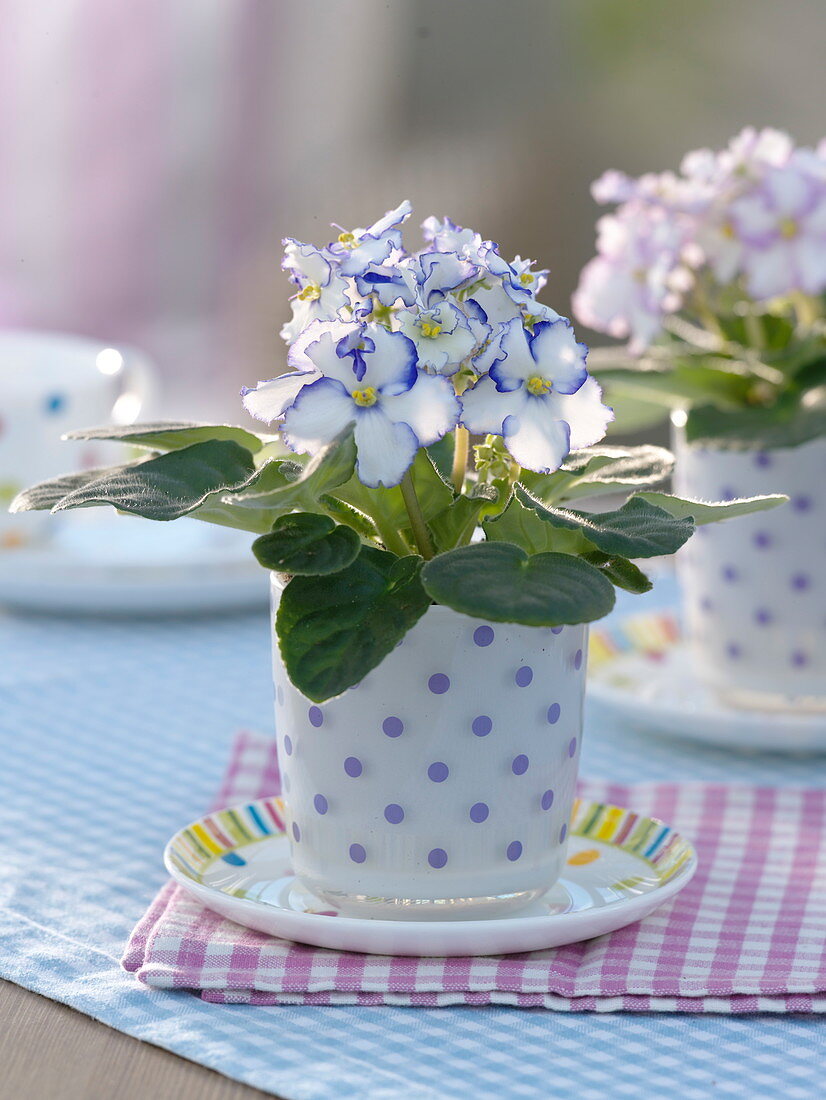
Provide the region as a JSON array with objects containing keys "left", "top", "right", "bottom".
[{"left": 1, "top": 0, "right": 824, "bottom": 425}]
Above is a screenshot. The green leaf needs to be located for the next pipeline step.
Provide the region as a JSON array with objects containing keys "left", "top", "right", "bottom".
[
  {"left": 636, "top": 491, "right": 788, "bottom": 525},
  {"left": 228, "top": 426, "right": 356, "bottom": 511},
  {"left": 21, "top": 440, "right": 259, "bottom": 521},
  {"left": 336, "top": 448, "right": 453, "bottom": 541},
  {"left": 64, "top": 421, "right": 266, "bottom": 453},
  {"left": 420, "top": 543, "right": 615, "bottom": 627},
  {"left": 515, "top": 486, "right": 695, "bottom": 558},
  {"left": 427, "top": 485, "right": 498, "bottom": 552},
  {"left": 426, "top": 436, "right": 455, "bottom": 482},
  {"left": 582, "top": 552, "right": 653, "bottom": 594},
  {"left": 10, "top": 463, "right": 146, "bottom": 514},
  {"left": 252, "top": 513, "right": 360, "bottom": 575},
  {"left": 591, "top": 361, "right": 755, "bottom": 409},
  {"left": 276, "top": 548, "right": 431, "bottom": 702},
  {"left": 522, "top": 445, "right": 674, "bottom": 505},
  {"left": 484, "top": 493, "right": 580, "bottom": 555},
  {"left": 685, "top": 396, "right": 826, "bottom": 451}
]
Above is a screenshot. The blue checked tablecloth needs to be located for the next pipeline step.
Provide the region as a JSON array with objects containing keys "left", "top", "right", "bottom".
[{"left": 1, "top": 577, "right": 825, "bottom": 1100}]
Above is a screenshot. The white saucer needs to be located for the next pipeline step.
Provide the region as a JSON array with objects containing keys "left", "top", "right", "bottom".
[
  {"left": 164, "top": 796, "right": 697, "bottom": 957},
  {"left": 0, "top": 512, "right": 268, "bottom": 616},
  {"left": 588, "top": 613, "right": 826, "bottom": 752}
]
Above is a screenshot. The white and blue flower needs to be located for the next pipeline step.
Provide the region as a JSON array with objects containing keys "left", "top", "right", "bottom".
[
  {"left": 279, "top": 322, "right": 460, "bottom": 487},
  {"left": 396, "top": 297, "right": 481, "bottom": 375},
  {"left": 460, "top": 318, "right": 611, "bottom": 472},
  {"left": 327, "top": 201, "right": 413, "bottom": 277},
  {"left": 279, "top": 240, "right": 352, "bottom": 341}
]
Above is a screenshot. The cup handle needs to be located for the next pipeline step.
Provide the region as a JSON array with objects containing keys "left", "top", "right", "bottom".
[{"left": 109, "top": 347, "right": 158, "bottom": 425}]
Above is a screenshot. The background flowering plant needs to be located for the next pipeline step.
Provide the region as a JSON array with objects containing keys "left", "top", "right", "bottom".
[
  {"left": 13, "top": 203, "right": 784, "bottom": 700},
  {"left": 575, "top": 128, "right": 826, "bottom": 450}
]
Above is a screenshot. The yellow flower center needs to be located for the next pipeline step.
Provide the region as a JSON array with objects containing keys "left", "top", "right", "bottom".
[
  {"left": 420, "top": 320, "right": 442, "bottom": 338},
  {"left": 297, "top": 282, "right": 321, "bottom": 302},
  {"left": 519, "top": 273, "right": 534, "bottom": 286},
  {"left": 523, "top": 313, "right": 538, "bottom": 328},
  {"left": 780, "top": 217, "right": 798, "bottom": 239},
  {"left": 526, "top": 375, "right": 552, "bottom": 396},
  {"left": 351, "top": 386, "right": 378, "bottom": 407},
  {"left": 337, "top": 231, "right": 358, "bottom": 249},
  {"left": 721, "top": 221, "right": 736, "bottom": 240}
]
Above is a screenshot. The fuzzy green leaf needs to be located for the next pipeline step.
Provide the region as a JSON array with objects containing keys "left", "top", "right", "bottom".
[
  {"left": 636, "top": 491, "right": 788, "bottom": 525},
  {"left": 515, "top": 486, "right": 695, "bottom": 558},
  {"left": 276, "top": 548, "right": 430, "bottom": 702},
  {"left": 420, "top": 543, "right": 615, "bottom": 627},
  {"left": 427, "top": 485, "right": 498, "bottom": 552},
  {"left": 64, "top": 421, "right": 265, "bottom": 453},
  {"left": 685, "top": 397, "right": 826, "bottom": 451},
  {"left": 228, "top": 426, "right": 356, "bottom": 511},
  {"left": 253, "top": 513, "right": 360, "bottom": 575},
  {"left": 522, "top": 445, "right": 674, "bottom": 505},
  {"left": 582, "top": 552, "right": 653, "bottom": 594}
]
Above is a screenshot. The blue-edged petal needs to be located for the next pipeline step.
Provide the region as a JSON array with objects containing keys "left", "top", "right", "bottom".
[
  {"left": 357, "top": 326, "right": 418, "bottom": 395},
  {"left": 241, "top": 372, "right": 318, "bottom": 423},
  {"left": 355, "top": 263, "right": 417, "bottom": 307},
  {"left": 415, "top": 251, "right": 478, "bottom": 306},
  {"left": 366, "top": 200, "right": 413, "bottom": 240},
  {"left": 488, "top": 318, "right": 536, "bottom": 390},
  {"left": 459, "top": 375, "right": 524, "bottom": 435},
  {"left": 383, "top": 371, "right": 460, "bottom": 447},
  {"left": 527, "top": 320, "right": 588, "bottom": 395},
  {"left": 501, "top": 400, "right": 571, "bottom": 473},
  {"left": 353, "top": 409, "right": 418, "bottom": 488},
  {"left": 547, "top": 376, "right": 614, "bottom": 450},
  {"left": 294, "top": 322, "right": 364, "bottom": 386},
  {"left": 281, "top": 378, "right": 355, "bottom": 454},
  {"left": 282, "top": 239, "right": 333, "bottom": 288}
]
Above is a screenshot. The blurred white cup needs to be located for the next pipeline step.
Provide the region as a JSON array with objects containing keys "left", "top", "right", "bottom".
[{"left": 0, "top": 330, "right": 156, "bottom": 548}]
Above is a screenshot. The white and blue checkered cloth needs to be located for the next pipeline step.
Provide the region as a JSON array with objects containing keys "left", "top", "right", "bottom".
[{"left": 1, "top": 578, "right": 825, "bottom": 1100}]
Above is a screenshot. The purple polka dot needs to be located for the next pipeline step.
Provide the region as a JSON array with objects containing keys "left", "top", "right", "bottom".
[
  {"left": 541, "top": 789, "right": 555, "bottom": 811},
  {"left": 568, "top": 737, "right": 577, "bottom": 758},
  {"left": 283, "top": 735, "right": 293, "bottom": 756},
  {"left": 428, "top": 761, "right": 449, "bottom": 783},
  {"left": 515, "top": 665, "right": 533, "bottom": 687},
  {"left": 313, "top": 794, "right": 328, "bottom": 815},
  {"left": 551, "top": 626, "right": 564, "bottom": 635},
  {"left": 791, "top": 651, "right": 809, "bottom": 668},
  {"left": 349, "top": 843, "right": 366, "bottom": 864},
  {"left": 283, "top": 773, "right": 291, "bottom": 793},
  {"left": 506, "top": 841, "right": 523, "bottom": 862},
  {"left": 792, "top": 574, "right": 811, "bottom": 591},
  {"left": 308, "top": 705, "right": 324, "bottom": 728},
  {"left": 722, "top": 565, "right": 738, "bottom": 582},
  {"left": 559, "top": 823, "right": 568, "bottom": 843},
  {"left": 428, "top": 848, "right": 448, "bottom": 869},
  {"left": 512, "top": 754, "right": 529, "bottom": 775},
  {"left": 472, "top": 715, "right": 492, "bottom": 737},
  {"left": 726, "top": 642, "right": 742, "bottom": 660},
  {"left": 700, "top": 597, "right": 714, "bottom": 613},
  {"left": 344, "top": 756, "right": 362, "bottom": 778},
  {"left": 755, "top": 608, "right": 773, "bottom": 625},
  {"left": 547, "top": 703, "right": 561, "bottom": 725},
  {"left": 793, "top": 495, "right": 813, "bottom": 513},
  {"left": 752, "top": 531, "right": 772, "bottom": 550},
  {"left": 276, "top": 685, "right": 284, "bottom": 706},
  {"left": 574, "top": 649, "right": 583, "bottom": 671},
  {"left": 382, "top": 716, "right": 404, "bottom": 738},
  {"left": 720, "top": 486, "right": 736, "bottom": 502},
  {"left": 292, "top": 822, "right": 301, "bottom": 842},
  {"left": 755, "top": 452, "right": 772, "bottom": 468},
  {"left": 473, "top": 625, "right": 494, "bottom": 647},
  {"left": 469, "top": 802, "right": 489, "bottom": 823},
  {"left": 428, "top": 673, "right": 450, "bottom": 694},
  {"left": 384, "top": 803, "right": 404, "bottom": 824},
  {"left": 45, "top": 393, "right": 66, "bottom": 415}
]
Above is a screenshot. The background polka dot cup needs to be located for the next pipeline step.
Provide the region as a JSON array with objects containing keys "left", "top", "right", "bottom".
[
  {"left": 673, "top": 423, "right": 826, "bottom": 709},
  {"left": 0, "top": 330, "right": 156, "bottom": 549},
  {"left": 270, "top": 576, "right": 589, "bottom": 918}
]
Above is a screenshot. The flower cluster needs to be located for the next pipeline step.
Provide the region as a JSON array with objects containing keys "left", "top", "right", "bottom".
[
  {"left": 243, "top": 203, "right": 612, "bottom": 487},
  {"left": 574, "top": 128, "right": 826, "bottom": 352}
]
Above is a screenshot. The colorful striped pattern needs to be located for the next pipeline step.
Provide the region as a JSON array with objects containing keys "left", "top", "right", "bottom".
[
  {"left": 168, "top": 794, "right": 692, "bottom": 893},
  {"left": 588, "top": 610, "right": 681, "bottom": 669}
]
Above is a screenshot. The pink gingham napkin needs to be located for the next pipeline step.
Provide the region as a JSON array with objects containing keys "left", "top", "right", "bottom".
[{"left": 123, "top": 732, "right": 826, "bottom": 1012}]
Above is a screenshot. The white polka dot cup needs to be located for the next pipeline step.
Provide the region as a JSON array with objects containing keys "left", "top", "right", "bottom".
[
  {"left": 673, "top": 424, "right": 826, "bottom": 710},
  {"left": 271, "top": 576, "right": 588, "bottom": 919},
  {"left": 0, "top": 330, "right": 155, "bottom": 548}
]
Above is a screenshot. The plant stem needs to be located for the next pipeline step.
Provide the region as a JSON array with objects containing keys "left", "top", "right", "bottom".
[
  {"left": 452, "top": 426, "right": 469, "bottom": 493},
  {"left": 793, "top": 292, "right": 820, "bottom": 330},
  {"left": 400, "top": 469, "right": 434, "bottom": 560}
]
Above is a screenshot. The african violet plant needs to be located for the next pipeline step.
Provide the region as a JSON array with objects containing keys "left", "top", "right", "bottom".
[
  {"left": 12, "top": 202, "right": 784, "bottom": 701},
  {"left": 574, "top": 127, "right": 826, "bottom": 450}
]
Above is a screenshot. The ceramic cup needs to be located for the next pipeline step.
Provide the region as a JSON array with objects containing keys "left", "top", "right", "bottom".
[
  {"left": 270, "top": 575, "right": 588, "bottom": 919},
  {"left": 0, "top": 330, "right": 155, "bottom": 548},
  {"left": 673, "top": 421, "right": 826, "bottom": 709}
]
